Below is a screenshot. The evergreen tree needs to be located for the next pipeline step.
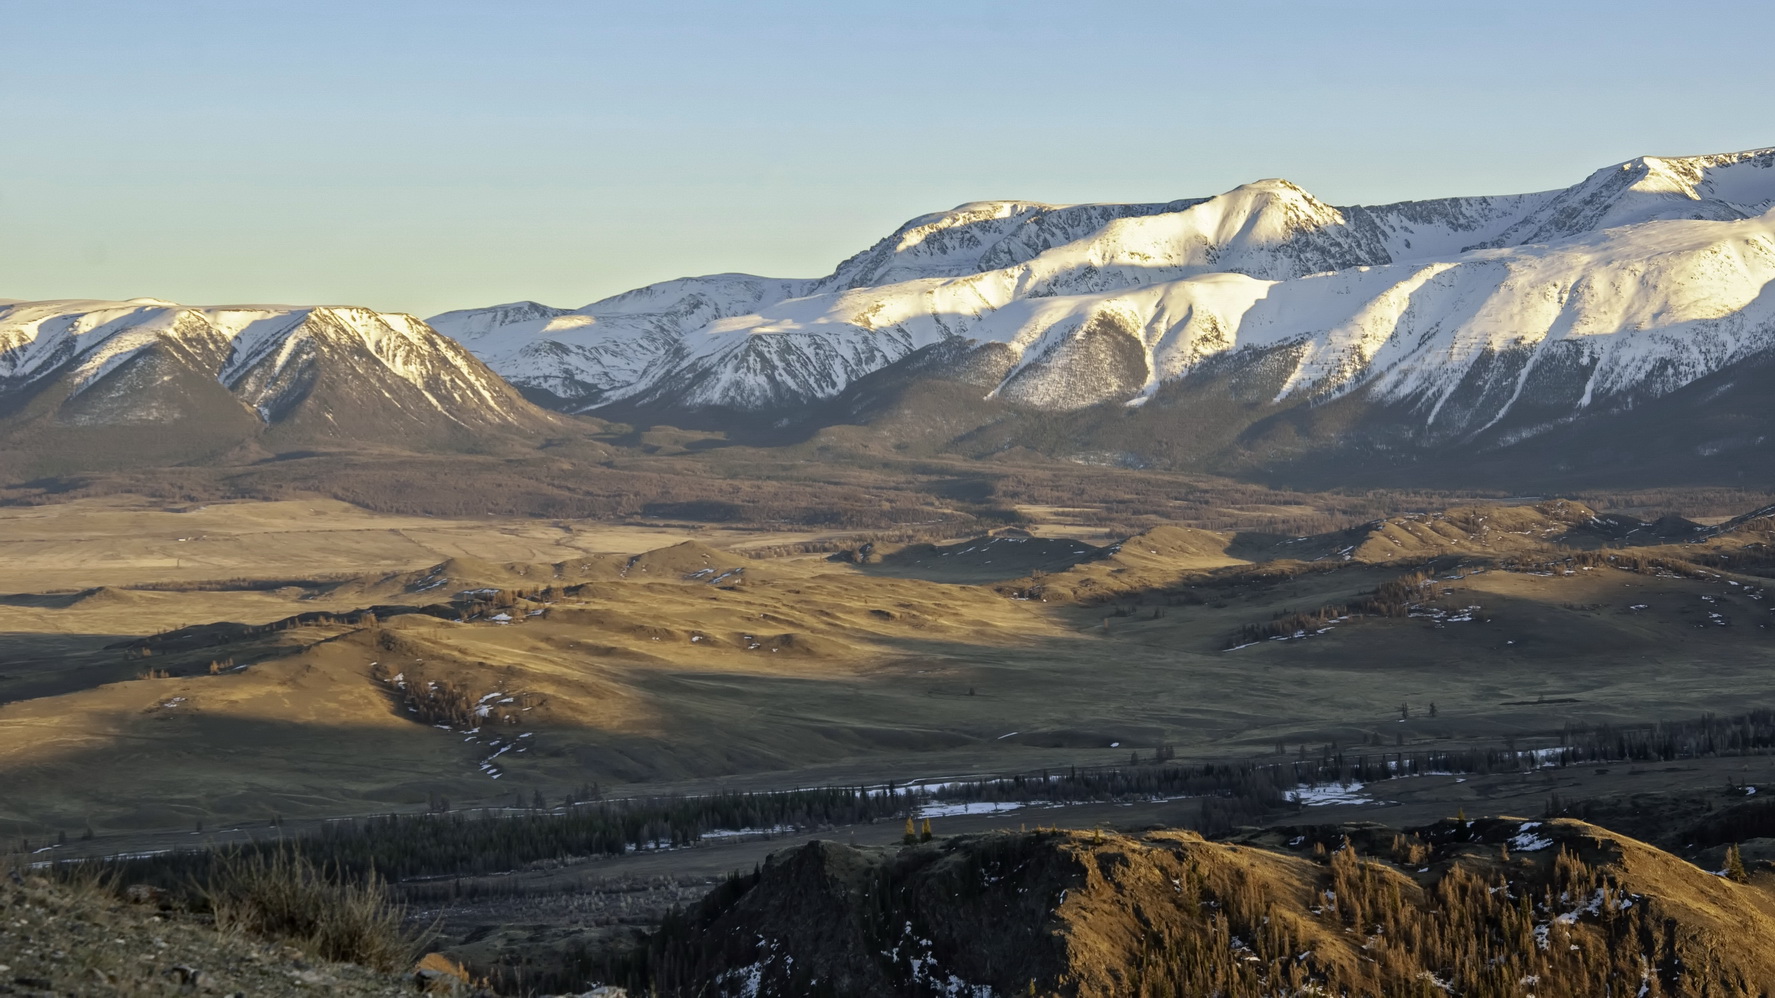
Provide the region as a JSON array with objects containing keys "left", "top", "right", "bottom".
[{"left": 1726, "top": 842, "right": 1749, "bottom": 882}]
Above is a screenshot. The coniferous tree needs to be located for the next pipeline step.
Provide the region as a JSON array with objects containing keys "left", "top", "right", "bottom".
[{"left": 1726, "top": 842, "right": 1749, "bottom": 882}]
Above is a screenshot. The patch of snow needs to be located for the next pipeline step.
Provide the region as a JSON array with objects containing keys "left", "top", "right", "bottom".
[
  {"left": 918, "top": 801, "right": 1024, "bottom": 818},
  {"left": 1290, "top": 781, "right": 1375, "bottom": 806},
  {"left": 702, "top": 825, "right": 793, "bottom": 840},
  {"left": 1509, "top": 821, "right": 1555, "bottom": 852}
]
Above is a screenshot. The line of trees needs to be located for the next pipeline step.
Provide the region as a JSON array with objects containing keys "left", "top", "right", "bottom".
[
  {"left": 79, "top": 786, "right": 916, "bottom": 889},
  {"left": 911, "top": 710, "right": 1775, "bottom": 815},
  {"left": 61, "top": 709, "right": 1775, "bottom": 899}
]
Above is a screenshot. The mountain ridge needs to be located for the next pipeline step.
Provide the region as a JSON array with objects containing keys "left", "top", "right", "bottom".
[
  {"left": 0, "top": 298, "right": 569, "bottom": 474},
  {"left": 431, "top": 148, "right": 1775, "bottom": 446},
  {"left": 6, "top": 147, "right": 1774, "bottom": 487}
]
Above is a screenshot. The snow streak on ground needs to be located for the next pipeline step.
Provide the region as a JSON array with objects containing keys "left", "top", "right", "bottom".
[
  {"left": 917, "top": 801, "right": 1027, "bottom": 818},
  {"left": 1289, "top": 781, "right": 1377, "bottom": 806}
]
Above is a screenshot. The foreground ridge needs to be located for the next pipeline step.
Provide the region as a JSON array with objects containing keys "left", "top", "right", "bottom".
[{"left": 648, "top": 819, "right": 1775, "bottom": 997}]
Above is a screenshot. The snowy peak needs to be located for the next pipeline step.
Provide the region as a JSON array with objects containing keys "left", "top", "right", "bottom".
[
  {"left": 424, "top": 300, "right": 572, "bottom": 340},
  {"left": 809, "top": 179, "right": 1361, "bottom": 296},
  {"left": 1198, "top": 178, "right": 1344, "bottom": 243},
  {"left": 0, "top": 299, "right": 558, "bottom": 447},
  {"left": 429, "top": 274, "right": 816, "bottom": 408},
  {"left": 212, "top": 305, "right": 536, "bottom": 427},
  {"left": 1093, "top": 177, "right": 1387, "bottom": 282},
  {"left": 1628, "top": 149, "right": 1775, "bottom": 210},
  {"left": 826, "top": 199, "right": 1053, "bottom": 289},
  {"left": 1472, "top": 147, "right": 1775, "bottom": 249}
]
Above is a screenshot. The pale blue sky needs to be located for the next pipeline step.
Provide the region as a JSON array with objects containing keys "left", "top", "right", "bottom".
[{"left": 1, "top": 0, "right": 1769, "bottom": 317}]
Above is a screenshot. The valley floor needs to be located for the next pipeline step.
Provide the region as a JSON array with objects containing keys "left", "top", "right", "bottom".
[{"left": 6, "top": 494, "right": 1775, "bottom": 838}]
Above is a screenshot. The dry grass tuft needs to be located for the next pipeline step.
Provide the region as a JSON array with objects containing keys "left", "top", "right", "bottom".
[{"left": 203, "top": 848, "right": 425, "bottom": 971}]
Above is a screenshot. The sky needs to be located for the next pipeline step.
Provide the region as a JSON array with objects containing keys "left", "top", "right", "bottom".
[{"left": 0, "top": 0, "right": 1770, "bottom": 318}]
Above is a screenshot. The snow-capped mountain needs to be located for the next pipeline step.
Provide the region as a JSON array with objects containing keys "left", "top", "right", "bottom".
[
  {"left": 433, "top": 148, "right": 1775, "bottom": 454},
  {"left": 0, "top": 299, "right": 562, "bottom": 470}
]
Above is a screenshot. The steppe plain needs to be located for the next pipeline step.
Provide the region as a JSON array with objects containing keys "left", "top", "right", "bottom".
[{"left": 6, "top": 481, "right": 1775, "bottom": 843}]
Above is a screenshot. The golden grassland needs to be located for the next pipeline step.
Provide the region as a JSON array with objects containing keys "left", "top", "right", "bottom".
[
  {"left": 5, "top": 494, "right": 1775, "bottom": 844},
  {"left": 0, "top": 495, "right": 861, "bottom": 592}
]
